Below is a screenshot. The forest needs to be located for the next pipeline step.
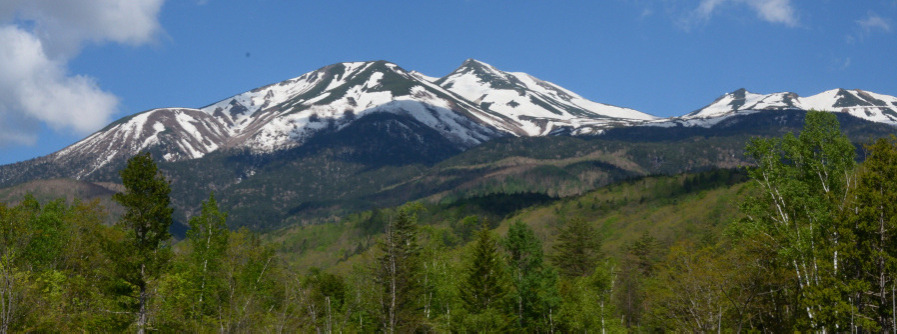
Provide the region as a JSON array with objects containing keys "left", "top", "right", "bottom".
[{"left": 2, "top": 111, "right": 897, "bottom": 333}]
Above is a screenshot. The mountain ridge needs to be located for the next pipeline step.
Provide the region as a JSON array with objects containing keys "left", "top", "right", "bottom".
[
  {"left": 683, "top": 87, "right": 897, "bottom": 123},
  {"left": 2, "top": 59, "right": 896, "bottom": 191}
]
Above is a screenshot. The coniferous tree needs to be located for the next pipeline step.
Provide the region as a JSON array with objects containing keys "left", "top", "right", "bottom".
[
  {"left": 111, "top": 152, "right": 174, "bottom": 333},
  {"left": 839, "top": 136, "right": 897, "bottom": 331},
  {"left": 503, "top": 220, "right": 559, "bottom": 331},
  {"left": 552, "top": 217, "right": 602, "bottom": 277},
  {"left": 376, "top": 207, "right": 422, "bottom": 333},
  {"left": 460, "top": 221, "right": 510, "bottom": 331},
  {"left": 616, "top": 231, "right": 659, "bottom": 328}
]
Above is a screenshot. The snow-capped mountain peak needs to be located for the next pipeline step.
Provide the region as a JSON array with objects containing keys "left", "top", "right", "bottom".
[
  {"left": 192, "top": 60, "right": 511, "bottom": 153},
  {"left": 682, "top": 87, "right": 897, "bottom": 126},
  {"left": 436, "top": 59, "right": 657, "bottom": 136},
  {"left": 15, "top": 59, "right": 897, "bottom": 182},
  {"left": 685, "top": 88, "right": 800, "bottom": 119}
]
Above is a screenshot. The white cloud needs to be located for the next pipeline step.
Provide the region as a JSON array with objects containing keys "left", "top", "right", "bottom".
[
  {"left": 0, "top": 0, "right": 164, "bottom": 146},
  {"left": 686, "top": 0, "right": 799, "bottom": 28},
  {"left": 858, "top": 12, "right": 891, "bottom": 33},
  {"left": 748, "top": 0, "right": 797, "bottom": 26}
]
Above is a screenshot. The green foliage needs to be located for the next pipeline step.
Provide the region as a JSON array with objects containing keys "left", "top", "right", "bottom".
[
  {"left": 737, "top": 110, "right": 857, "bottom": 330},
  {"left": 375, "top": 207, "right": 423, "bottom": 332},
  {"left": 111, "top": 152, "right": 175, "bottom": 332},
  {"left": 644, "top": 242, "right": 730, "bottom": 332},
  {"left": 557, "top": 262, "right": 624, "bottom": 333},
  {"left": 836, "top": 136, "right": 897, "bottom": 331},
  {"left": 1, "top": 196, "right": 123, "bottom": 332},
  {"left": 459, "top": 222, "right": 511, "bottom": 331},
  {"left": 12, "top": 118, "right": 897, "bottom": 332},
  {"left": 552, "top": 217, "right": 603, "bottom": 277},
  {"left": 503, "top": 220, "right": 560, "bottom": 331},
  {"left": 615, "top": 231, "right": 660, "bottom": 327},
  {"left": 161, "top": 192, "right": 231, "bottom": 330}
]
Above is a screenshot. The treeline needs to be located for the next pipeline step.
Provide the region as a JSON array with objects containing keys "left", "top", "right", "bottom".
[{"left": 2, "top": 111, "right": 897, "bottom": 332}]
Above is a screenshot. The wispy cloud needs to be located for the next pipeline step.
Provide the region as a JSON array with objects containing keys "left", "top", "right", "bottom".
[
  {"left": 837, "top": 57, "right": 851, "bottom": 71},
  {"left": 847, "top": 11, "right": 892, "bottom": 44},
  {"left": 0, "top": 0, "right": 164, "bottom": 146},
  {"left": 684, "top": 0, "right": 799, "bottom": 29},
  {"left": 857, "top": 11, "right": 891, "bottom": 33}
]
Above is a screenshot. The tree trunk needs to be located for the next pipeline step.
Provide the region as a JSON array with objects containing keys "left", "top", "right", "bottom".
[
  {"left": 137, "top": 264, "right": 147, "bottom": 334},
  {"left": 137, "top": 284, "right": 147, "bottom": 334}
]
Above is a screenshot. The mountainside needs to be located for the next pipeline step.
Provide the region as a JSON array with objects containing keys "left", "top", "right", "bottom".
[
  {"left": 4, "top": 60, "right": 897, "bottom": 184},
  {"left": 2, "top": 59, "right": 897, "bottom": 230},
  {"left": 683, "top": 88, "right": 897, "bottom": 125}
]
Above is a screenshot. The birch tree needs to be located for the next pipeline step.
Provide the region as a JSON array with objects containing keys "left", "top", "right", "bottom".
[
  {"left": 740, "top": 110, "right": 856, "bottom": 330},
  {"left": 185, "top": 193, "right": 228, "bottom": 328}
]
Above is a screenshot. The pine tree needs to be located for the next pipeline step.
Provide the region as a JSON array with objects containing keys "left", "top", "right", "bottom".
[
  {"left": 839, "top": 136, "right": 897, "bottom": 331},
  {"left": 460, "top": 221, "right": 510, "bottom": 331},
  {"left": 376, "top": 208, "right": 422, "bottom": 333},
  {"left": 552, "top": 217, "right": 603, "bottom": 277},
  {"left": 503, "top": 220, "right": 559, "bottom": 331},
  {"left": 111, "top": 152, "right": 174, "bottom": 333}
]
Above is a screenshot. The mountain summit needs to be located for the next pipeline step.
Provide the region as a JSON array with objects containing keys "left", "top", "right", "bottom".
[
  {"left": 2, "top": 59, "right": 897, "bottom": 185},
  {"left": 684, "top": 88, "right": 897, "bottom": 125},
  {"left": 436, "top": 59, "right": 657, "bottom": 135}
]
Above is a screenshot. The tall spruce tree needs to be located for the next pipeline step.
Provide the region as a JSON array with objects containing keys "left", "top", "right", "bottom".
[
  {"left": 376, "top": 208, "right": 422, "bottom": 333},
  {"left": 111, "top": 152, "right": 174, "bottom": 333},
  {"left": 503, "top": 220, "right": 559, "bottom": 331},
  {"left": 460, "top": 221, "right": 510, "bottom": 331},
  {"left": 839, "top": 136, "right": 897, "bottom": 331},
  {"left": 552, "top": 217, "right": 603, "bottom": 277}
]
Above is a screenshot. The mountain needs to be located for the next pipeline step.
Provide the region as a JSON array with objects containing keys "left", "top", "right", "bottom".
[
  {"left": 2, "top": 59, "right": 897, "bottom": 230},
  {"left": 682, "top": 88, "right": 897, "bottom": 125},
  {"left": 0, "top": 59, "right": 674, "bottom": 184},
  {"left": 2, "top": 60, "right": 519, "bottom": 182},
  {"left": 197, "top": 60, "right": 509, "bottom": 153},
  {"left": 435, "top": 59, "right": 657, "bottom": 135}
]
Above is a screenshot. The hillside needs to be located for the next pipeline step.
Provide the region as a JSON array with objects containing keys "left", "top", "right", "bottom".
[{"left": 266, "top": 168, "right": 750, "bottom": 272}]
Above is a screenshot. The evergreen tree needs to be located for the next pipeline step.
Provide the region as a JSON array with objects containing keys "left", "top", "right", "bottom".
[
  {"left": 839, "top": 136, "right": 897, "bottom": 331},
  {"left": 460, "top": 221, "right": 510, "bottom": 331},
  {"left": 503, "top": 220, "right": 559, "bottom": 331},
  {"left": 111, "top": 152, "right": 174, "bottom": 333},
  {"left": 376, "top": 207, "right": 422, "bottom": 333},
  {"left": 552, "top": 217, "right": 603, "bottom": 277},
  {"left": 616, "top": 231, "right": 659, "bottom": 328}
]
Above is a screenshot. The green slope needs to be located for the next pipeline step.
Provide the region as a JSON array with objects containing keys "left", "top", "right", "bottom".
[{"left": 267, "top": 168, "right": 751, "bottom": 273}]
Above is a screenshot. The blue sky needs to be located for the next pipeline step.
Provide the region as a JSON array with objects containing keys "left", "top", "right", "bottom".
[{"left": 1, "top": 0, "right": 895, "bottom": 165}]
